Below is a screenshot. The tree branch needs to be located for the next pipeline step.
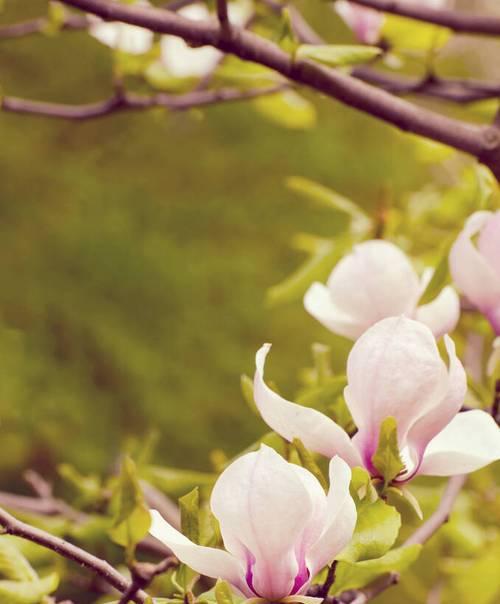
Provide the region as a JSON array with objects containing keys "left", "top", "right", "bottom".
[
  {"left": 118, "top": 557, "right": 177, "bottom": 604},
  {"left": 0, "top": 506, "right": 149, "bottom": 603},
  {"left": 349, "top": 0, "right": 500, "bottom": 36},
  {"left": 56, "top": 0, "right": 500, "bottom": 163},
  {"left": 0, "top": 14, "right": 88, "bottom": 38},
  {"left": 1, "top": 85, "right": 287, "bottom": 120}
]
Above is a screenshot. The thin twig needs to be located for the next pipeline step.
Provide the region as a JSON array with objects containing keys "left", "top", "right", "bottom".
[
  {"left": 349, "top": 0, "right": 500, "bottom": 36},
  {"left": 0, "top": 506, "right": 148, "bottom": 603},
  {"left": 118, "top": 557, "right": 177, "bottom": 604},
  {"left": 1, "top": 85, "right": 287, "bottom": 120},
  {"left": 0, "top": 14, "right": 88, "bottom": 38}
]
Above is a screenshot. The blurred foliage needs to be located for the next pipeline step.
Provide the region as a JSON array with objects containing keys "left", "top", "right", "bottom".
[{"left": 0, "top": 1, "right": 500, "bottom": 604}]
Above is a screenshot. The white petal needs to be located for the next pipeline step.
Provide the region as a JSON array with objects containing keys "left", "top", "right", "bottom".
[
  {"left": 308, "top": 457, "right": 357, "bottom": 574},
  {"left": 404, "top": 336, "right": 467, "bottom": 475},
  {"left": 345, "top": 317, "right": 449, "bottom": 445},
  {"left": 478, "top": 210, "right": 500, "bottom": 281},
  {"left": 89, "top": 20, "right": 153, "bottom": 54},
  {"left": 418, "top": 410, "right": 500, "bottom": 476},
  {"left": 160, "top": 36, "right": 222, "bottom": 78},
  {"left": 254, "top": 345, "right": 361, "bottom": 467},
  {"left": 449, "top": 211, "right": 500, "bottom": 311},
  {"left": 415, "top": 286, "right": 460, "bottom": 338},
  {"left": 149, "top": 510, "right": 249, "bottom": 594},
  {"left": 325, "top": 241, "right": 420, "bottom": 334},
  {"left": 304, "top": 282, "right": 365, "bottom": 340},
  {"left": 210, "top": 446, "right": 316, "bottom": 601}
]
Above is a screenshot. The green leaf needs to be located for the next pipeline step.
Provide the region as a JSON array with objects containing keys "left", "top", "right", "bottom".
[
  {"left": 349, "top": 467, "right": 378, "bottom": 506},
  {"left": 252, "top": 91, "right": 316, "bottom": 130},
  {"left": 292, "top": 438, "right": 327, "bottom": 490},
  {"left": 57, "top": 463, "right": 102, "bottom": 505},
  {"left": 285, "top": 176, "right": 371, "bottom": 230},
  {"left": 240, "top": 374, "right": 258, "bottom": 416},
  {"left": 332, "top": 545, "right": 422, "bottom": 595},
  {"left": 382, "top": 15, "right": 450, "bottom": 52},
  {"left": 179, "top": 487, "right": 200, "bottom": 544},
  {"left": 0, "top": 537, "right": 38, "bottom": 582},
  {"left": 266, "top": 239, "right": 340, "bottom": 306},
  {"left": 418, "top": 239, "right": 454, "bottom": 305},
  {"left": 371, "top": 417, "right": 404, "bottom": 486},
  {"left": 108, "top": 456, "right": 151, "bottom": 555},
  {"left": 0, "top": 572, "right": 59, "bottom": 604},
  {"left": 215, "top": 579, "right": 234, "bottom": 604},
  {"left": 475, "top": 164, "right": 498, "bottom": 209},
  {"left": 385, "top": 486, "right": 423, "bottom": 523},
  {"left": 141, "top": 465, "right": 216, "bottom": 498},
  {"left": 296, "top": 45, "right": 381, "bottom": 67},
  {"left": 339, "top": 499, "right": 401, "bottom": 563}
]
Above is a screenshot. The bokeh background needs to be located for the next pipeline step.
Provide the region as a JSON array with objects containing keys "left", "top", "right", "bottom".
[{"left": 0, "top": 0, "right": 497, "bottom": 476}]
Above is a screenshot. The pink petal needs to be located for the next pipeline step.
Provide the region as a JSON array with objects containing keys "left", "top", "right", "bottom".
[
  {"left": 415, "top": 286, "right": 460, "bottom": 338},
  {"left": 418, "top": 410, "right": 500, "bottom": 476},
  {"left": 344, "top": 317, "right": 449, "bottom": 452},
  {"left": 449, "top": 211, "right": 500, "bottom": 312},
  {"left": 404, "top": 336, "right": 467, "bottom": 478},
  {"left": 254, "top": 345, "right": 361, "bottom": 467},
  {"left": 478, "top": 210, "right": 500, "bottom": 281},
  {"left": 211, "top": 446, "right": 319, "bottom": 601},
  {"left": 149, "top": 510, "right": 250, "bottom": 595},
  {"left": 334, "top": 1, "right": 384, "bottom": 44},
  {"left": 307, "top": 457, "right": 357, "bottom": 575},
  {"left": 325, "top": 241, "right": 420, "bottom": 335},
  {"left": 304, "top": 282, "right": 365, "bottom": 340}
]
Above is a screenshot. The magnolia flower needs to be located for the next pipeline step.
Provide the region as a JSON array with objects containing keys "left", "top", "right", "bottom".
[
  {"left": 334, "top": 0, "right": 450, "bottom": 45},
  {"left": 150, "top": 446, "right": 356, "bottom": 602},
  {"left": 449, "top": 211, "right": 500, "bottom": 335},
  {"left": 161, "top": 1, "right": 252, "bottom": 78},
  {"left": 254, "top": 317, "right": 500, "bottom": 482},
  {"left": 88, "top": 1, "right": 153, "bottom": 55},
  {"left": 304, "top": 240, "right": 460, "bottom": 341}
]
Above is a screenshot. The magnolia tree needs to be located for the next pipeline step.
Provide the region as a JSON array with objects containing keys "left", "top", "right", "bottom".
[{"left": 1, "top": 1, "right": 500, "bottom": 604}]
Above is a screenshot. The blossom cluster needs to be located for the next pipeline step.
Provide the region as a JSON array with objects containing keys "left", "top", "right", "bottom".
[{"left": 148, "top": 211, "right": 500, "bottom": 602}]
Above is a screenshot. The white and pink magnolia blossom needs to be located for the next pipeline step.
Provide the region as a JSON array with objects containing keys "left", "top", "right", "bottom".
[
  {"left": 334, "top": 0, "right": 450, "bottom": 45},
  {"left": 160, "top": 1, "right": 252, "bottom": 78},
  {"left": 150, "top": 446, "right": 356, "bottom": 602},
  {"left": 449, "top": 211, "right": 500, "bottom": 335},
  {"left": 88, "top": 1, "right": 153, "bottom": 55},
  {"left": 304, "top": 240, "right": 460, "bottom": 341},
  {"left": 254, "top": 317, "right": 500, "bottom": 482}
]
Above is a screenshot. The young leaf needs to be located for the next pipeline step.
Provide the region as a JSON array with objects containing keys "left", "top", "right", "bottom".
[
  {"left": 0, "top": 538, "right": 38, "bottom": 582},
  {"left": 371, "top": 417, "right": 404, "bottom": 486},
  {"left": 215, "top": 579, "right": 234, "bottom": 604},
  {"left": 385, "top": 486, "right": 423, "bottom": 523},
  {"left": 0, "top": 572, "right": 59, "bottom": 604},
  {"left": 252, "top": 91, "right": 316, "bottom": 130},
  {"left": 141, "top": 465, "right": 216, "bottom": 499},
  {"left": 179, "top": 487, "right": 200, "bottom": 545},
  {"left": 292, "top": 438, "right": 327, "bottom": 490},
  {"left": 240, "top": 374, "right": 258, "bottom": 416},
  {"left": 285, "top": 176, "right": 370, "bottom": 229},
  {"left": 108, "top": 456, "right": 151, "bottom": 556},
  {"left": 296, "top": 45, "right": 381, "bottom": 67},
  {"left": 349, "top": 467, "right": 378, "bottom": 506},
  {"left": 418, "top": 238, "right": 454, "bottom": 305},
  {"left": 339, "top": 499, "right": 401, "bottom": 563},
  {"left": 332, "top": 545, "right": 422, "bottom": 595}
]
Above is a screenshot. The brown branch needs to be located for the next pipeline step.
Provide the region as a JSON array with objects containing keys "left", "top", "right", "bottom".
[
  {"left": 349, "top": 0, "right": 500, "bottom": 36},
  {"left": 55, "top": 0, "right": 500, "bottom": 175},
  {"left": 0, "top": 14, "right": 88, "bottom": 39},
  {"left": 118, "top": 557, "right": 177, "bottom": 604},
  {"left": 1, "top": 85, "right": 287, "bottom": 120},
  {"left": 0, "top": 506, "right": 149, "bottom": 603}
]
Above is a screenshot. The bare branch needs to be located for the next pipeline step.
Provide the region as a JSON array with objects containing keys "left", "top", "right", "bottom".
[
  {"left": 1, "top": 85, "right": 287, "bottom": 120},
  {"left": 0, "top": 506, "right": 148, "bottom": 603},
  {"left": 216, "top": 0, "right": 230, "bottom": 31},
  {"left": 350, "top": 0, "right": 500, "bottom": 36},
  {"left": 0, "top": 14, "right": 88, "bottom": 39},
  {"left": 56, "top": 0, "right": 499, "bottom": 165},
  {"left": 118, "top": 557, "right": 177, "bottom": 604}
]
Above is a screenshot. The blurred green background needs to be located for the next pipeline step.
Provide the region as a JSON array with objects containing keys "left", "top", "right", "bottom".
[{"left": 0, "top": 0, "right": 471, "bottom": 481}]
